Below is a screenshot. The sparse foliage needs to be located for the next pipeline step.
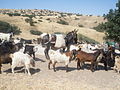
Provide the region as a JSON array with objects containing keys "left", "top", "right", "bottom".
[
  {"left": 57, "top": 19, "right": 69, "bottom": 25},
  {"left": 54, "top": 32, "right": 63, "bottom": 34},
  {"left": 78, "top": 24, "right": 84, "bottom": 27},
  {"left": 30, "top": 30, "right": 42, "bottom": 35}
]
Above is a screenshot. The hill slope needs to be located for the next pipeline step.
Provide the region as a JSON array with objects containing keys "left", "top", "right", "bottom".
[{"left": 0, "top": 12, "right": 105, "bottom": 43}]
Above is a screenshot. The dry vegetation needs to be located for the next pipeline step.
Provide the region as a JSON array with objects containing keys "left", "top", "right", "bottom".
[{"left": 0, "top": 9, "right": 106, "bottom": 43}]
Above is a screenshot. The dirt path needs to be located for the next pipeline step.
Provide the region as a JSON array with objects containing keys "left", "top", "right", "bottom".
[{"left": 0, "top": 54, "right": 120, "bottom": 90}]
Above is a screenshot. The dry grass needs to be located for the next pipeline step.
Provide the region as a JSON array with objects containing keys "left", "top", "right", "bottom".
[{"left": 0, "top": 14, "right": 105, "bottom": 43}]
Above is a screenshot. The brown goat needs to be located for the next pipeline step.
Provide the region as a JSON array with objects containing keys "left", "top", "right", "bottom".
[
  {"left": 0, "top": 53, "right": 12, "bottom": 73},
  {"left": 76, "top": 49, "right": 103, "bottom": 72},
  {"left": 0, "top": 41, "right": 16, "bottom": 74}
]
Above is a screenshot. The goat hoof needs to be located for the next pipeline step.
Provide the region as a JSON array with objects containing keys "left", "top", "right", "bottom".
[
  {"left": 91, "top": 70, "right": 95, "bottom": 72},
  {"left": 77, "top": 68, "right": 80, "bottom": 70},
  {"left": 105, "top": 69, "right": 108, "bottom": 71}
]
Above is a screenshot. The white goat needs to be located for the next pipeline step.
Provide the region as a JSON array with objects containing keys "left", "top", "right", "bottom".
[
  {"left": 13, "top": 38, "right": 21, "bottom": 44},
  {"left": 69, "top": 44, "right": 81, "bottom": 51},
  {"left": 10, "top": 52, "right": 35, "bottom": 75},
  {"left": 47, "top": 49, "right": 75, "bottom": 72},
  {"left": 114, "top": 56, "right": 120, "bottom": 73},
  {"left": 0, "top": 33, "right": 13, "bottom": 41},
  {"left": 79, "top": 43, "right": 96, "bottom": 53}
]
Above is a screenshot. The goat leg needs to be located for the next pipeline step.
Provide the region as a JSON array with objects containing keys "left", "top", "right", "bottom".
[
  {"left": 90, "top": 62, "right": 95, "bottom": 72},
  {"left": 53, "top": 62, "right": 56, "bottom": 72},
  {"left": 11, "top": 65, "right": 15, "bottom": 74},
  {"left": 0, "top": 66, "right": 1, "bottom": 74},
  {"left": 77, "top": 60, "right": 81, "bottom": 70},
  {"left": 0, "top": 62, "right": 2, "bottom": 74},
  {"left": 66, "top": 65, "right": 68, "bottom": 72},
  {"left": 33, "top": 53, "right": 35, "bottom": 59},
  {"left": 104, "top": 61, "right": 108, "bottom": 71},
  {"left": 48, "top": 60, "right": 52, "bottom": 70},
  {"left": 26, "top": 65, "right": 31, "bottom": 75}
]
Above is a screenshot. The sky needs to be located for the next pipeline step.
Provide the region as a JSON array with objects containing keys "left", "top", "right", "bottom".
[{"left": 0, "top": 0, "right": 118, "bottom": 16}]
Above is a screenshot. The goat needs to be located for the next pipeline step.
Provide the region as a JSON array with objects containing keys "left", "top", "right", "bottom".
[
  {"left": 0, "top": 32, "right": 13, "bottom": 41},
  {"left": 20, "top": 38, "right": 32, "bottom": 44},
  {"left": 10, "top": 52, "right": 35, "bottom": 75},
  {"left": 75, "top": 49, "right": 103, "bottom": 72},
  {"left": 45, "top": 47, "right": 76, "bottom": 72},
  {"left": 0, "top": 41, "right": 16, "bottom": 73},
  {"left": 114, "top": 55, "right": 120, "bottom": 73},
  {"left": 13, "top": 38, "right": 21, "bottom": 44},
  {"left": 23, "top": 45, "right": 38, "bottom": 59}
]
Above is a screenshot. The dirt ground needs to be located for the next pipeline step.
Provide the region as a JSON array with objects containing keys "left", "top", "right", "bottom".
[{"left": 0, "top": 52, "right": 120, "bottom": 90}]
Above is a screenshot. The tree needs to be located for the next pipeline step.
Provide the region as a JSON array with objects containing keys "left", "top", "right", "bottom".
[{"left": 104, "top": 0, "right": 120, "bottom": 42}]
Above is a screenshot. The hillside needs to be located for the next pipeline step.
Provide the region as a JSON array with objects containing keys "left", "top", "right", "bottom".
[{"left": 0, "top": 9, "right": 106, "bottom": 43}]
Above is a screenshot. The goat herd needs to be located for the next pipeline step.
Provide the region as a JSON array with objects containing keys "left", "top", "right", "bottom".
[{"left": 0, "top": 30, "right": 120, "bottom": 75}]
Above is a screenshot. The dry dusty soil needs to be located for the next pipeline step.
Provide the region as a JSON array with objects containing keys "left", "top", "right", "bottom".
[{"left": 0, "top": 52, "right": 120, "bottom": 90}]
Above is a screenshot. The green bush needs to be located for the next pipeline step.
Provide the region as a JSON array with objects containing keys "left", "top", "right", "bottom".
[
  {"left": 76, "top": 14, "right": 83, "bottom": 16},
  {"left": 30, "top": 30, "right": 42, "bottom": 35},
  {"left": 22, "top": 14, "right": 35, "bottom": 18},
  {"left": 46, "top": 18, "right": 50, "bottom": 20},
  {"left": 57, "top": 19, "right": 69, "bottom": 25},
  {"left": 25, "top": 18, "right": 35, "bottom": 26},
  {"left": 78, "top": 24, "right": 84, "bottom": 27},
  {"left": 93, "top": 22, "right": 106, "bottom": 32},
  {"left": 7, "top": 13, "right": 21, "bottom": 16},
  {"left": 54, "top": 32, "right": 63, "bottom": 34},
  {"left": 0, "top": 21, "right": 21, "bottom": 35},
  {"left": 38, "top": 20, "right": 43, "bottom": 22}
]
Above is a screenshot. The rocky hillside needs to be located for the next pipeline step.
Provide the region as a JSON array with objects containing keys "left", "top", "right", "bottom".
[{"left": 0, "top": 9, "right": 106, "bottom": 43}]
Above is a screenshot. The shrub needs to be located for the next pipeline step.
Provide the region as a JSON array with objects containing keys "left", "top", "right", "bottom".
[
  {"left": 54, "top": 32, "right": 63, "bottom": 34},
  {"left": 46, "top": 18, "right": 50, "bottom": 20},
  {"left": 76, "top": 14, "right": 83, "bottom": 16},
  {"left": 30, "top": 30, "right": 42, "bottom": 35},
  {"left": 78, "top": 24, "right": 84, "bottom": 27},
  {"left": 7, "top": 13, "right": 21, "bottom": 16},
  {"left": 22, "top": 14, "right": 35, "bottom": 18},
  {"left": 93, "top": 22, "right": 106, "bottom": 32},
  {"left": 94, "top": 21, "right": 97, "bottom": 23},
  {"left": 75, "top": 17, "right": 80, "bottom": 20},
  {"left": 0, "top": 21, "right": 21, "bottom": 35},
  {"left": 57, "top": 19, "right": 69, "bottom": 25},
  {"left": 67, "top": 13, "right": 73, "bottom": 16},
  {"left": 25, "top": 18, "right": 30, "bottom": 23},
  {"left": 89, "top": 15, "right": 93, "bottom": 16},
  {"left": 25, "top": 17, "right": 35, "bottom": 26}
]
